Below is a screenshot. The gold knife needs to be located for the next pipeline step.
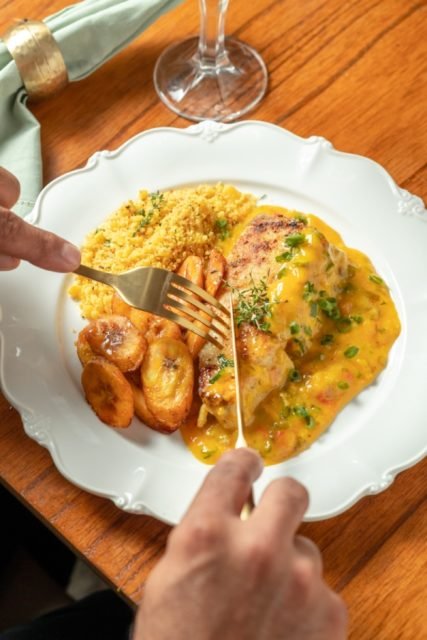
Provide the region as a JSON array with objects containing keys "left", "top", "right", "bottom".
[{"left": 228, "top": 293, "right": 255, "bottom": 520}]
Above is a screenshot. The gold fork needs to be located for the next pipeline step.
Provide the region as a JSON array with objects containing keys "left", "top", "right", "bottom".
[{"left": 74, "top": 264, "right": 230, "bottom": 349}]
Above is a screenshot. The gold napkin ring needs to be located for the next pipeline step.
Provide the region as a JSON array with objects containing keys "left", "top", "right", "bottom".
[{"left": 2, "top": 19, "right": 68, "bottom": 100}]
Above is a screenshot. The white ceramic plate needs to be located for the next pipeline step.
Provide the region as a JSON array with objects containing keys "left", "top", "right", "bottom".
[{"left": 1, "top": 121, "right": 426, "bottom": 525}]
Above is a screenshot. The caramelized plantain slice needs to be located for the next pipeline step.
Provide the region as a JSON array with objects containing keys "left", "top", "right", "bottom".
[
  {"left": 205, "top": 249, "right": 226, "bottom": 297},
  {"left": 129, "top": 380, "right": 169, "bottom": 433},
  {"left": 145, "top": 315, "right": 182, "bottom": 343},
  {"left": 142, "top": 338, "right": 194, "bottom": 431},
  {"left": 82, "top": 357, "right": 134, "bottom": 428},
  {"left": 178, "top": 255, "right": 207, "bottom": 358},
  {"left": 112, "top": 292, "right": 177, "bottom": 338},
  {"left": 83, "top": 315, "right": 146, "bottom": 372},
  {"left": 111, "top": 292, "right": 133, "bottom": 317},
  {"left": 177, "top": 255, "right": 204, "bottom": 288},
  {"left": 112, "top": 292, "right": 181, "bottom": 343},
  {"left": 76, "top": 330, "right": 95, "bottom": 366}
]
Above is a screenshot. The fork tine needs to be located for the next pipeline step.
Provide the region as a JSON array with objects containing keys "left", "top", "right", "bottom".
[
  {"left": 167, "top": 286, "right": 228, "bottom": 324},
  {"left": 169, "top": 274, "right": 230, "bottom": 319},
  {"left": 165, "top": 299, "right": 229, "bottom": 341},
  {"left": 166, "top": 290, "right": 230, "bottom": 335},
  {"left": 162, "top": 308, "right": 224, "bottom": 350}
]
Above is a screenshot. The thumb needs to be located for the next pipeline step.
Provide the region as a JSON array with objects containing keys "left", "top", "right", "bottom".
[{"left": 0, "top": 208, "right": 80, "bottom": 272}]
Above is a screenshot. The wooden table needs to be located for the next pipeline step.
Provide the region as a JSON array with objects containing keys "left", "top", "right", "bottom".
[{"left": 1, "top": 1, "right": 426, "bottom": 638}]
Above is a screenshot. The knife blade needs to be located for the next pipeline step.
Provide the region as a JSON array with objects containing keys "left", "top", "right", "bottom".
[{"left": 228, "top": 293, "right": 255, "bottom": 519}]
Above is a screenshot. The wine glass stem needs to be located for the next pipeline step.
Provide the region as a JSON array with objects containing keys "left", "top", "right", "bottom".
[{"left": 198, "top": 0, "right": 229, "bottom": 63}]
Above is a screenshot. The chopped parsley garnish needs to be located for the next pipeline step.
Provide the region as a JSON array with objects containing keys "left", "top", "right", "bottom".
[
  {"left": 279, "top": 404, "right": 315, "bottom": 428},
  {"left": 275, "top": 251, "right": 293, "bottom": 263},
  {"left": 290, "top": 321, "right": 300, "bottom": 335},
  {"left": 132, "top": 191, "right": 164, "bottom": 235},
  {"left": 235, "top": 277, "right": 272, "bottom": 332},
  {"left": 209, "top": 354, "right": 234, "bottom": 384},
  {"left": 292, "top": 405, "right": 316, "bottom": 429},
  {"left": 350, "top": 315, "right": 364, "bottom": 324},
  {"left": 320, "top": 334, "right": 334, "bottom": 345},
  {"left": 293, "top": 213, "right": 308, "bottom": 225},
  {"left": 336, "top": 317, "right": 352, "bottom": 333},
  {"left": 201, "top": 446, "right": 217, "bottom": 459},
  {"left": 285, "top": 232, "right": 306, "bottom": 248},
  {"left": 133, "top": 207, "right": 154, "bottom": 232},
  {"left": 149, "top": 191, "right": 165, "bottom": 209},
  {"left": 289, "top": 369, "right": 302, "bottom": 382},
  {"left": 215, "top": 218, "right": 230, "bottom": 240},
  {"left": 369, "top": 274, "right": 385, "bottom": 286},
  {"left": 344, "top": 346, "right": 359, "bottom": 358},
  {"left": 303, "top": 324, "right": 312, "bottom": 336},
  {"left": 275, "top": 230, "right": 306, "bottom": 267},
  {"left": 310, "top": 302, "right": 318, "bottom": 318},
  {"left": 337, "top": 381, "right": 350, "bottom": 390},
  {"left": 303, "top": 281, "right": 316, "bottom": 300},
  {"left": 317, "top": 295, "right": 340, "bottom": 320}
]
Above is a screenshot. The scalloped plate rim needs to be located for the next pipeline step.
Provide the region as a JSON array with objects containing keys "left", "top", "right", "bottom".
[{"left": 2, "top": 119, "right": 426, "bottom": 524}]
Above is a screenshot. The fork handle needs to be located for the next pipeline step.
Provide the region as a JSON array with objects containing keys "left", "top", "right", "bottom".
[{"left": 74, "top": 264, "right": 118, "bottom": 287}]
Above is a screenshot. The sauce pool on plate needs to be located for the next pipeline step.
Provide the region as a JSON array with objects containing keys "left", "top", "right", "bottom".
[{"left": 180, "top": 205, "right": 401, "bottom": 465}]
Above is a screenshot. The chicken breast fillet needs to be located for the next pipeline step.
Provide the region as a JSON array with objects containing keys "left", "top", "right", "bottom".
[{"left": 198, "top": 212, "right": 348, "bottom": 429}]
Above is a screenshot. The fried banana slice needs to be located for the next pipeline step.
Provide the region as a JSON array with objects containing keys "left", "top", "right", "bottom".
[
  {"left": 112, "top": 293, "right": 181, "bottom": 341},
  {"left": 178, "top": 255, "right": 208, "bottom": 358},
  {"left": 178, "top": 255, "right": 204, "bottom": 288},
  {"left": 82, "top": 357, "right": 134, "bottom": 428},
  {"left": 129, "top": 380, "right": 167, "bottom": 433},
  {"left": 76, "top": 330, "right": 95, "bottom": 366},
  {"left": 205, "top": 249, "right": 226, "bottom": 297},
  {"left": 142, "top": 338, "right": 194, "bottom": 432},
  {"left": 186, "top": 248, "right": 227, "bottom": 358},
  {"left": 145, "top": 315, "right": 182, "bottom": 343},
  {"left": 82, "top": 315, "right": 146, "bottom": 372}
]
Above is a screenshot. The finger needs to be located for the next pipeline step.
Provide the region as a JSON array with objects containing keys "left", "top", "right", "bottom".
[
  {"left": 0, "top": 168, "right": 20, "bottom": 209},
  {"left": 0, "top": 208, "right": 81, "bottom": 272},
  {"left": 0, "top": 254, "right": 21, "bottom": 270},
  {"left": 294, "top": 535, "right": 323, "bottom": 576},
  {"left": 250, "top": 477, "right": 309, "bottom": 541},
  {"left": 184, "top": 448, "right": 263, "bottom": 521}
]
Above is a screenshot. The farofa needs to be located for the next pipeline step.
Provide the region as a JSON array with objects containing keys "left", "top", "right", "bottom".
[{"left": 69, "top": 183, "right": 256, "bottom": 319}]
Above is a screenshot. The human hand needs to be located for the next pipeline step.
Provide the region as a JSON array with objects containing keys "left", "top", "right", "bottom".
[
  {"left": 0, "top": 167, "right": 80, "bottom": 271},
  {"left": 134, "top": 448, "right": 347, "bottom": 640}
]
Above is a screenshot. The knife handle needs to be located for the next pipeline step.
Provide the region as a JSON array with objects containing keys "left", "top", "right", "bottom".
[{"left": 240, "top": 488, "right": 255, "bottom": 521}]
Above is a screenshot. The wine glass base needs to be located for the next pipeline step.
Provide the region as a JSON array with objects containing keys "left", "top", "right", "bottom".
[{"left": 153, "top": 37, "right": 268, "bottom": 122}]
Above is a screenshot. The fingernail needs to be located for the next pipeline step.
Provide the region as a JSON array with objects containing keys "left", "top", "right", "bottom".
[{"left": 61, "top": 243, "right": 81, "bottom": 270}]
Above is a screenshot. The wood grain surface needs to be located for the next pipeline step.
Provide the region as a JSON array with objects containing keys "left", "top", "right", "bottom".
[{"left": 1, "top": 1, "right": 426, "bottom": 638}]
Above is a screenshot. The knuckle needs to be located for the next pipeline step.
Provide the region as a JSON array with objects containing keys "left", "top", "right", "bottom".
[
  {"left": 244, "top": 537, "right": 275, "bottom": 578},
  {"left": 172, "top": 517, "right": 224, "bottom": 555},
  {"left": 279, "top": 477, "right": 309, "bottom": 512},
  {"left": 291, "top": 556, "right": 318, "bottom": 604},
  {"left": 294, "top": 535, "right": 323, "bottom": 572}
]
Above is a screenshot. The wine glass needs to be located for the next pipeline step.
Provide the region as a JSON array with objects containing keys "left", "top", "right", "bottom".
[{"left": 153, "top": 0, "right": 268, "bottom": 122}]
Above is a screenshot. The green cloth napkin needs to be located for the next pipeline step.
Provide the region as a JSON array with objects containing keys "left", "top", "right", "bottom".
[{"left": 0, "top": 0, "right": 183, "bottom": 217}]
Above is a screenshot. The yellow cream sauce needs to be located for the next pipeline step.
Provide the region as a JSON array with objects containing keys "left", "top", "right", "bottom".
[{"left": 180, "top": 205, "right": 401, "bottom": 465}]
